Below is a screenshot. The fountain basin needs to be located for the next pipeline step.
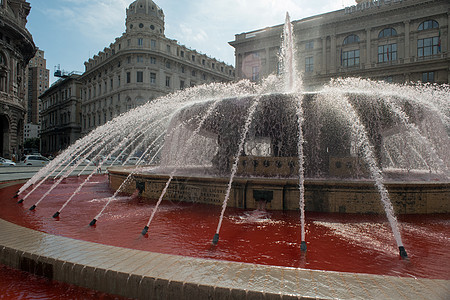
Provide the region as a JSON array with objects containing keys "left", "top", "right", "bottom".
[{"left": 109, "top": 167, "right": 450, "bottom": 214}]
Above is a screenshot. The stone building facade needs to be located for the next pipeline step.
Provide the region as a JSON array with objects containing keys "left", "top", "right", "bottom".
[
  {"left": 80, "top": 0, "right": 235, "bottom": 134},
  {"left": 0, "top": 0, "right": 35, "bottom": 159},
  {"left": 27, "top": 48, "right": 49, "bottom": 126},
  {"left": 39, "top": 74, "right": 82, "bottom": 155},
  {"left": 230, "top": 0, "right": 449, "bottom": 88}
]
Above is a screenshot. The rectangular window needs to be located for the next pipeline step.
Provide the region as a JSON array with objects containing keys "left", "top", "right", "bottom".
[
  {"left": 202, "top": 59, "right": 206, "bottom": 65},
  {"left": 305, "top": 40, "right": 314, "bottom": 50},
  {"left": 180, "top": 51, "right": 184, "bottom": 57},
  {"left": 180, "top": 80, "right": 185, "bottom": 89},
  {"left": 137, "top": 56, "right": 143, "bottom": 63},
  {"left": 192, "top": 55, "right": 195, "bottom": 62},
  {"left": 137, "top": 71, "right": 143, "bottom": 82},
  {"left": 165, "top": 76, "right": 171, "bottom": 87},
  {"left": 181, "top": 66, "right": 185, "bottom": 73},
  {"left": 151, "top": 39, "right": 156, "bottom": 49},
  {"left": 417, "top": 37, "right": 439, "bottom": 58},
  {"left": 127, "top": 39, "right": 131, "bottom": 47},
  {"left": 117, "top": 75, "right": 121, "bottom": 86},
  {"left": 342, "top": 49, "right": 360, "bottom": 67},
  {"left": 378, "top": 43, "right": 397, "bottom": 62},
  {"left": 212, "top": 63, "right": 215, "bottom": 69},
  {"left": 138, "top": 38, "right": 143, "bottom": 47},
  {"left": 252, "top": 66, "right": 259, "bottom": 81},
  {"left": 126, "top": 72, "right": 131, "bottom": 84},
  {"left": 150, "top": 72, "right": 156, "bottom": 84},
  {"left": 150, "top": 57, "right": 156, "bottom": 64},
  {"left": 305, "top": 57, "right": 314, "bottom": 72},
  {"left": 127, "top": 56, "right": 131, "bottom": 64},
  {"left": 166, "top": 61, "right": 171, "bottom": 69},
  {"left": 422, "top": 71, "right": 434, "bottom": 83},
  {"left": 166, "top": 45, "right": 171, "bottom": 53}
]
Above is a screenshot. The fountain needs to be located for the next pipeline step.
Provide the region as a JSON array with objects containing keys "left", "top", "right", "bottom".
[{"left": 2, "top": 12, "right": 449, "bottom": 299}]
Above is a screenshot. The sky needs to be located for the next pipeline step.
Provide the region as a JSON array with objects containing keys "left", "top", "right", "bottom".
[{"left": 26, "top": 0, "right": 357, "bottom": 84}]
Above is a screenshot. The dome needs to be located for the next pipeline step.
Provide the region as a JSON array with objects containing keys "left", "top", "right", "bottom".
[{"left": 125, "top": 0, "right": 165, "bottom": 35}]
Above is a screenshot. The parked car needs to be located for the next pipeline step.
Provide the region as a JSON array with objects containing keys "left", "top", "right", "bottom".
[
  {"left": 99, "top": 156, "right": 122, "bottom": 166},
  {"left": 23, "top": 155, "right": 50, "bottom": 166},
  {"left": 0, "top": 157, "right": 16, "bottom": 166},
  {"left": 124, "top": 156, "right": 141, "bottom": 165}
]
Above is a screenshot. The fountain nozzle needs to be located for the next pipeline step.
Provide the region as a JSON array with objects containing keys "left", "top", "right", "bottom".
[
  {"left": 89, "top": 218, "right": 97, "bottom": 226},
  {"left": 29, "top": 204, "right": 36, "bottom": 211},
  {"left": 300, "top": 241, "right": 307, "bottom": 252},
  {"left": 212, "top": 233, "right": 219, "bottom": 245},
  {"left": 13, "top": 192, "right": 19, "bottom": 198},
  {"left": 17, "top": 199, "right": 24, "bottom": 204},
  {"left": 52, "top": 211, "right": 60, "bottom": 218},
  {"left": 399, "top": 246, "right": 408, "bottom": 259},
  {"left": 141, "top": 226, "right": 149, "bottom": 235}
]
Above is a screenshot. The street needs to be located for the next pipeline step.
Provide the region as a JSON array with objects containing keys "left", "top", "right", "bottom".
[{"left": 0, "top": 165, "right": 100, "bottom": 182}]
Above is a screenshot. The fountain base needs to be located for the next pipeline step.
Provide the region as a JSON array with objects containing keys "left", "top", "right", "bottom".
[{"left": 108, "top": 168, "right": 450, "bottom": 214}]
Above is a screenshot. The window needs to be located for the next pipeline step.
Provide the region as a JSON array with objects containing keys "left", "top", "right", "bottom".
[
  {"left": 138, "top": 38, "right": 143, "bottom": 47},
  {"left": 343, "top": 34, "right": 359, "bottom": 45},
  {"left": 418, "top": 20, "right": 439, "bottom": 31},
  {"left": 151, "top": 39, "right": 156, "bottom": 49},
  {"left": 150, "top": 72, "right": 156, "bottom": 84},
  {"left": 342, "top": 50, "right": 360, "bottom": 67},
  {"left": 202, "top": 73, "right": 207, "bottom": 80},
  {"left": 417, "top": 37, "right": 440, "bottom": 57},
  {"left": 305, "top": 40, "right": 314, "bottom": 50},
  {"left": 422, "top": 71, "right": 434, "bottom": 83},
  {"left": 166, "top": 45, "right": 171, "bottom": 53},
  {"left": 127, "top": 39, "right": 131, "bottom": 47},
  {"left": 202, "top": 59, "right": 205, "bottom": 65},
  {"left": 126, "top": 72, "right": 131, "bottom": 83},
  {"left": 150, "top": 57, "right": 156, "bottom": 64},
  {"left": 110, "top": 79, "right": 113, "bottom": 88},
  {"left": 378, "top": 44, "right": 397, "bottom": 62},
  {"left": 305, "top": 57, "right": 314, "bottom": 72},
  {"left": 181, "top": 66, "right": 185, "bottom": 73},
  {"left": 192, "top": 55, "right": 195, "bottom": 62},
  {"left": 191, "top": 70, "right": 196, "bottom": 77},
  {"left": 127, "top": 56, "right": 131, "bottom": 64},
  {"left": 378, "top": 28, "right": 397, "bottom": 38},
  {"left": 137, "top": 56, "right": 143, "bottom": 63},
  {"left": 211, "top": 63, "right": 215, "bottom": 69},
  {"left": 165, "top": 76, "right": 171, "bottom": 87},
  {"left": 180, "top": 80, "right": 185, "bottom": 89},
  {"left": 252, "top": 66, "right": 259, "bottom": 81},
  {"left": 180, "top": 51, "right": 184, "bottom": 57},
  {"left": 137, "top": 71, "right": 143, "bottom": 82},
  {"left": 166, "top": 61, "right": 171, "bottom": 69},
  {"left": 117, "top": 75, "right": 121, "bottom": 86}
]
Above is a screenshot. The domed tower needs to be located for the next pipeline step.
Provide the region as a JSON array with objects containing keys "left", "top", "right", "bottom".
[{"left": 125, "top": 0, "right": 165, "bottom": 36}]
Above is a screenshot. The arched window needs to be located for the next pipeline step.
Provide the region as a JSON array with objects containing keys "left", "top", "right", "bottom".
[
  {"left": 418, "top": 20, "right": 439, "bottom": 31},
  {"left": 343, "top": 34, "right": 359, "bottom": 45},
  {"left": 378, "top": 28, "right": 397, "bottom": 38}
]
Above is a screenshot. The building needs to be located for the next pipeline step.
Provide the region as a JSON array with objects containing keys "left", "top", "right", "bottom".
[
  {"left": 27, "top": 48, "right": 49, "bottom": 126},
  {"left": 229, "top": 0, "right": 449, "bottom": 87},
  {"left": 39, "top": 73, "right": 82, "bottom": 156},
  {"left": 23, "top": 123, "right": 39, "bottom": 140},
  {"left": 0, "top": 0, "right": 35, "bottom": 159},
  {"left": 80, "top": 0, "right": 235, "bottom": 134}
]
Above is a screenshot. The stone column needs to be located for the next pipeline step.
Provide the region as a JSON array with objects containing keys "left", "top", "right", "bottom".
[
  {"left": 366, "top": 28, "right": 371, "bottom": 68},
  {"left": 322, "top": 37, "right": 327, "bottom": 74},
  {"left": 404, "top": 20, "right": 410, "bottom": 62},
  {"left": 265, "top": 48, "right": 270, "bottom": 77},
  {"left": 330, "top": 35, "right": 337, "bottom": 73}
]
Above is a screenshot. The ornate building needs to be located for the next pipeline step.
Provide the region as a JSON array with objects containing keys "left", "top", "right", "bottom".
[
  {"left": 230, "top": 0, "right": 449, "bottom": 88},
  {"left": 0, "top": 0, "right": 35, "bottom": 159},
  {"left": 39, "top": 73, "right": 82, "bottom": 155},
  {"left": 27, "top": 48, "right": 49, "bottom": 125},
  {"left": 80, "top": 0, "right": 235, "bottom": 134}
]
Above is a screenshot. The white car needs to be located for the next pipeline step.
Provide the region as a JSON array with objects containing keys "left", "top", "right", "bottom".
[
  {"left": 0, "top": 157, "right": 16, "bottom": 166},
  {"left": 23, "top": 155, "right": 50, "bottom": 166}
]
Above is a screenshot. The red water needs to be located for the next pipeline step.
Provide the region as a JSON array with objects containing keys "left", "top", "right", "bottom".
[
  {"left": 0, "top": 264, "right": 128, "bottom": 299},
  {"left": 1, "top": 175, "right": 449, "bottom": 284}
]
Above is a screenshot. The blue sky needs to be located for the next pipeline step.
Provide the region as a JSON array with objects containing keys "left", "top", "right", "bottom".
[{"left": 26, "top": 0, "right": 355, "bottom": 84}]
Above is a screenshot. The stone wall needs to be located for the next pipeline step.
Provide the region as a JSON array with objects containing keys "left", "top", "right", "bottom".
[{"left": 108, "top": 169, "right": 450, "bottom": 214}]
